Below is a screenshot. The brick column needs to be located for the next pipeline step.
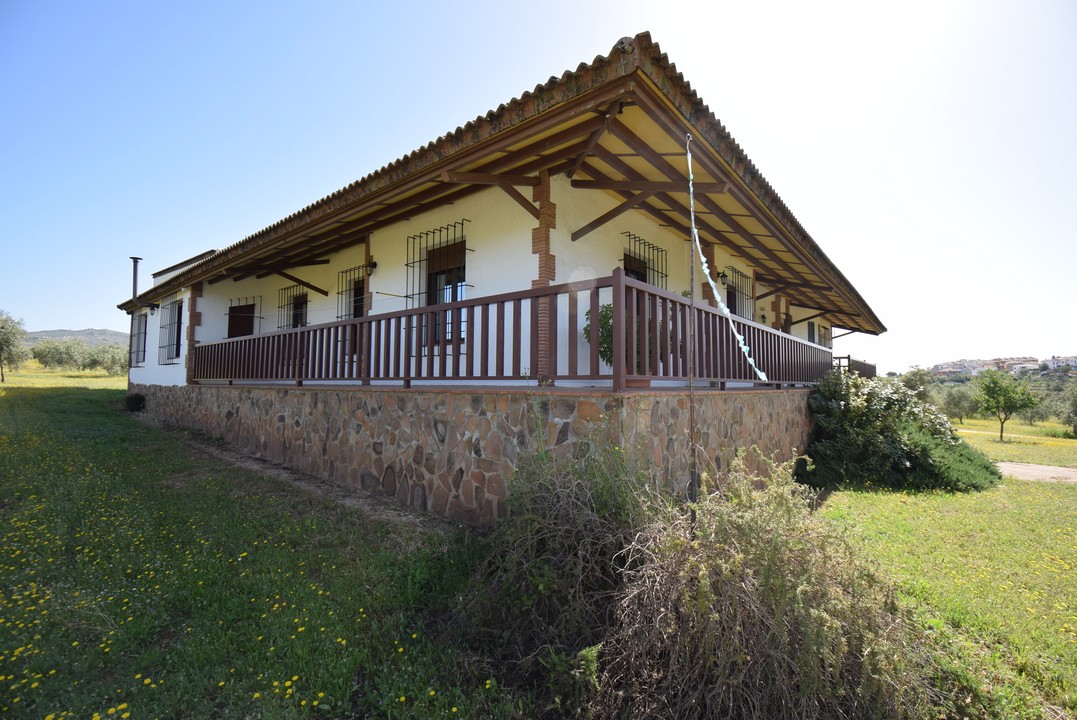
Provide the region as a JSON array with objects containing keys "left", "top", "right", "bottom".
[
  {"left": 531, "top": 170, "right": 557, "bottom": 383},
  {"left": 701, "top": 244, "right": 719, "bottom": 306},
  {"left": 185, "top": 282, "right": 203, "bottom": 385}
]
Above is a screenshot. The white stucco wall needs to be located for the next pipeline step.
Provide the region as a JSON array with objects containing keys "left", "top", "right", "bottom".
[{"left": 127, "top": 288, "right": 190, "bottom": 387}]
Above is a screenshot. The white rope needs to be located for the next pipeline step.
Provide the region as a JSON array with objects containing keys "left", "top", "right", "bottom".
[{"left": 686, "top": 134, "right": 768, "bottom": 382}]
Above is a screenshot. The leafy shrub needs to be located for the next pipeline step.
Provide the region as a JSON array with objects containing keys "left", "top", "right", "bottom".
[
  {"left": 124, "top": 393, "right": 146, "bottom": 412},
  {"left": 800, "top": 370, "right": 999, "bottom": 491},
  {"left": 592, "top": 455, "right": 937, "bottom": 719}
]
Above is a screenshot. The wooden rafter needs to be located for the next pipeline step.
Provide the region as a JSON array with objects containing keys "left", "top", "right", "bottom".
[
  {"left": 439, "top": 171, "right": 539, "bottom": 186},
  {"left": 790, "top": 311, "right": 827, "bottom": 326},
  {"left": 275, "top": 271, "right": 328, "bottom": 297},
  {"left": 567, "top": 100, "right": 622, "bottom": 178},
  {"left": 571, "top": 190, "right": 656, "bottom": 242},
  {"left": 624, "top": 89, "right": 876, "bottom": 330},
  {"left": 571, "top": 179, "right": 729, "bottom": 193}
]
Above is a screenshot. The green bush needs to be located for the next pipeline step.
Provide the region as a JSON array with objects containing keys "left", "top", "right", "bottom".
[{"left": 800, "top": 370, "right": 1000, "bottom": 491}]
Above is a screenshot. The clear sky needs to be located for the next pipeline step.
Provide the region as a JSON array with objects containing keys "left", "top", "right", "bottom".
[{"left": 1, "top": 0, "right": 1074, "bottom": 374}]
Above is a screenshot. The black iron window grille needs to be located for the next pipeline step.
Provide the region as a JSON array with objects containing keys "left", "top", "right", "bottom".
[
  {"left": 622, "top": 231, "right": 668, "bottom": 289},
  {"left": 405, "top": 219, "right": 471, "bottom": 309},
  {"left": 277, "top": 285, "right": 308, "bottom": 330},
  {"left": 157, "top": 295, "right": 183, "bottom": 365},
  {"left": 723, "top": 266, "right": 754, "bottom": 321},
  {"left": 405, "top": 219, "right": 471, "bottom": 346},
  {"left": 227, "top": 296, "right": 261, "bottom": 338},
  {"left": 129, "top": 311, "right": 147, "bottom": 367},
  {"left": 337, "top": 265, "right": 374, "bottom": 320}
]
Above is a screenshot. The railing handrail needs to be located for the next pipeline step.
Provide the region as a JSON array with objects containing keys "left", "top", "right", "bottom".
[{"left": 191, "top": 270, "right": 835, "bottom": 387}]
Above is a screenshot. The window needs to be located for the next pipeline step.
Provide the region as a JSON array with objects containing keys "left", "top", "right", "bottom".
[
  {"left": 622, "top": 232, "right": 667, "bottom": 288},
  {"left": 158, "top": 297, "right": 183, "bottom": 365},
  {"left": 277, "top": 285, "right": 309, "bottom": 330},
  {"left": 336, "top": 265, "right": 373, "bottom": 320},
  {"left": 129, "top": 311, "right": 147, "bottom": 367},
  {"left": 818, "top": 325, "right": 832, "bottom": 349},
  {"left": 426, "top": 242, "right": 467, "bottom": 306},
  {"left": 723, "top": 267, "right": 754, "bottom": 321},
  {"left": 228, "top": 303, "right": 256, "bottom": 338},
  {"left": 807, "top": 320, "right": 816, "bottom": 344},
  {"left": 405, "top": 219, "right": 470, "bottom": 309}
]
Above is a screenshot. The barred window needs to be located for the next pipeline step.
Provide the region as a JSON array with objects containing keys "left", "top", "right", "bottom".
[
  {"left": 158, "top": 296, "right": 183, "bottom": 365},
  {"left": 278, "top": 285, "right": 308, "bottom": 330},
  {"left": 228, "top": 296, "right": 260, "bottom": 338},
  {"left": 337, "top": 265, "right": 374, "bottom": 319},
  {"left": 405, "top": 219, "right": 471, "bottom": 309},
  {"left": 723, "top": 267, "right": 754, "bottom": 321},
  {"left": 129, "top": 311, "right": 147, "bottom": 368},
  {"left": 622, "top": 232, "right": 667, "bottom": 288}
]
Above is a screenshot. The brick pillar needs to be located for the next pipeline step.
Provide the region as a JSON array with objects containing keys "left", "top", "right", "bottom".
[
  {"left": 531, "top": 170, "right": 557, "bottom": 383},
  {"left": 185, "top": 282, "right": 203, "bottom": 385},
  {"left": 701, "top": 244, "right": 719, "bottom": 306}
]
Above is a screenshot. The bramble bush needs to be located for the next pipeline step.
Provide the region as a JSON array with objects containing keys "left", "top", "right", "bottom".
[{"left": 799, "top": 370, "right": 1000, "bottom": 491}]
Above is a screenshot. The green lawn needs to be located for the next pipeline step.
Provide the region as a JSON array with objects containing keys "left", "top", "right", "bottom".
[
  {"left": 0, "top": 369, "right": 512, "bottom": 718},
  {"left": 954, "top": 417, "right": 1077, "bottom": 468},
  {"left": 823, "top": 481, "right": 1077, "bottom": 714}
]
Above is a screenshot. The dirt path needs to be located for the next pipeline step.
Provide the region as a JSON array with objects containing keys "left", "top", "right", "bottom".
[{"left": 996, "top": 462, "right": 1077, "bottom": 484}]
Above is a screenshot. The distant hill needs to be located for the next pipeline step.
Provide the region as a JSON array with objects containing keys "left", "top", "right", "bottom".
[{"left": 26, "top": 328, "right": 128, "bottom": 346}]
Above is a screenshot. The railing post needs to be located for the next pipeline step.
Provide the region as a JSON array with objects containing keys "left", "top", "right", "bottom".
[{"left": 611, "top": 267, "right": 625, "bottom": 391}]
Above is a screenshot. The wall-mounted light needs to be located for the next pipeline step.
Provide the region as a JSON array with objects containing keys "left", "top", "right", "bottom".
[
  {"left": 149, "top": 305, "right": 157, "bottom": 316},
  {"left": 718, "top": 271, "right": 729, "bottom": 287},
  {"left": 760, "top": 312, "right": 767, "bottom": 325},
  {"left": 363, "top": 260, "right": 378, "bottom": 276}
]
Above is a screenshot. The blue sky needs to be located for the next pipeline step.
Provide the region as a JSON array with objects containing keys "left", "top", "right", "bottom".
[{"left": 1, "top": 0, "right": 1074, "bottom": 374}]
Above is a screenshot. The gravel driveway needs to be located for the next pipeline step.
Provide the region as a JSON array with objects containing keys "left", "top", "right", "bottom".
[{"left": 996, "top": 462, "right": 1077, "bottom": 483}]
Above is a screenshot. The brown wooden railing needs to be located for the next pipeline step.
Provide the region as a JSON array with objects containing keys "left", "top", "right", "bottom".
[
  {"left": 191, "top": 268, "right": 833, "bottom": 389},
  {"left": 833, "top": 355, "right": 877, "bottom": 379}
]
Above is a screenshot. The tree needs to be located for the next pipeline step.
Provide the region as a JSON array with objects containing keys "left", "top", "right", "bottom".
[
  {"left": 939, "top": 383, "right": 979, "bottom": 424},
  {"left": 899, "top": 367, "right": 933, "bottom": 402},
  {"left": 0, "top": 309, "right": 30, "bottom": 382},
  {"left": 31, "top": 338, "right": 86, "bottom": 369},
  {"left": 1064, "top": 384, "right": 1077, "bottom": 438},
  {"left": 975, "top": 369, "right": 1038, "bottom": 441}
]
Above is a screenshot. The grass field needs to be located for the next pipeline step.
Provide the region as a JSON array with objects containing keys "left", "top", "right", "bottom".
[
  {"left": 4, "top": 364, "right": 1075, "bottom": 717},
  {"left": 824, "top": 481, "right": 1077, "bottom": 715},
  {"left": 954, "top": 417, "right": 1077, "bottom": 468},
  {"left": 0, "top": 369, "right": 512, "bottom": 718}
]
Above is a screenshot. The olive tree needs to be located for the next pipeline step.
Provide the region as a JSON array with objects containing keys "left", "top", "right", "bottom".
[
  {"left": 975, "top": 369, "right": 1038, "bottom": 441},
  {"left": 939, "top": 383, "right": 979, "bottom": 424},
  {"left": 0, "top": 310, "right": 30, "bottom": 383}
]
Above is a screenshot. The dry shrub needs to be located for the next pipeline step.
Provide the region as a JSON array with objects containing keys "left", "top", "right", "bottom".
[
  {"left": 592, "top": 453, "right": 928, "bottom": 720},
  {"left": 461, "top": 447, "right": 669, "bottom": 709}
]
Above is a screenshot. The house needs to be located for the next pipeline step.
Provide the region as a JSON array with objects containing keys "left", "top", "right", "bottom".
[{"left": 119, "top": 33, "right": 884, "bottom": 525}]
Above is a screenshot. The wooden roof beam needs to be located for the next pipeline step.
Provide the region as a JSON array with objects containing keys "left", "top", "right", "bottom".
[
  {"left": 571, "top": 179, "right": 729, "bottom": 193},
  {"left": 567, "top": 100, "right": 622, "bottom": 178},
  {"left": 789, "top": 311, "right": 827, "bottom": 326},
  {"left": 274, "top": 271, "right": 329, "bottom": 297},
  {"left": 440, "top": 171, "right": 539, "bottom": 186},
  {"left": 571, "top": 190, "right": 656, "bottom": 241}
]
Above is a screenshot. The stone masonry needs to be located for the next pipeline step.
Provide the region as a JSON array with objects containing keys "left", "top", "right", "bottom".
[{"left": 130, "top": 383, "right": 813, "bottom": 527}]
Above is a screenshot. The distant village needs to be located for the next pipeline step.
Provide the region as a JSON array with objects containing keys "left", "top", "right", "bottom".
[{"left": 929, "top": 355, "right": 1077, "bottom": 378}]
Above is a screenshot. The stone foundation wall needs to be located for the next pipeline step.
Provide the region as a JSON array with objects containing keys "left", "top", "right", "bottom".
[{"left": 129, "top": 383, "right": 812, "bottom": 526}]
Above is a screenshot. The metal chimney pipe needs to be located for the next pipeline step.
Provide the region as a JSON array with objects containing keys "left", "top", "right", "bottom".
[{"left": 130, "top": 256, "right": 142, "bottom": 299}]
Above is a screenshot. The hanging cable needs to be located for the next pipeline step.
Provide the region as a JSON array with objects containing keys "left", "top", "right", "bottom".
[{"left": 686, "top": 134, "right": 768, "bottom": 383}]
